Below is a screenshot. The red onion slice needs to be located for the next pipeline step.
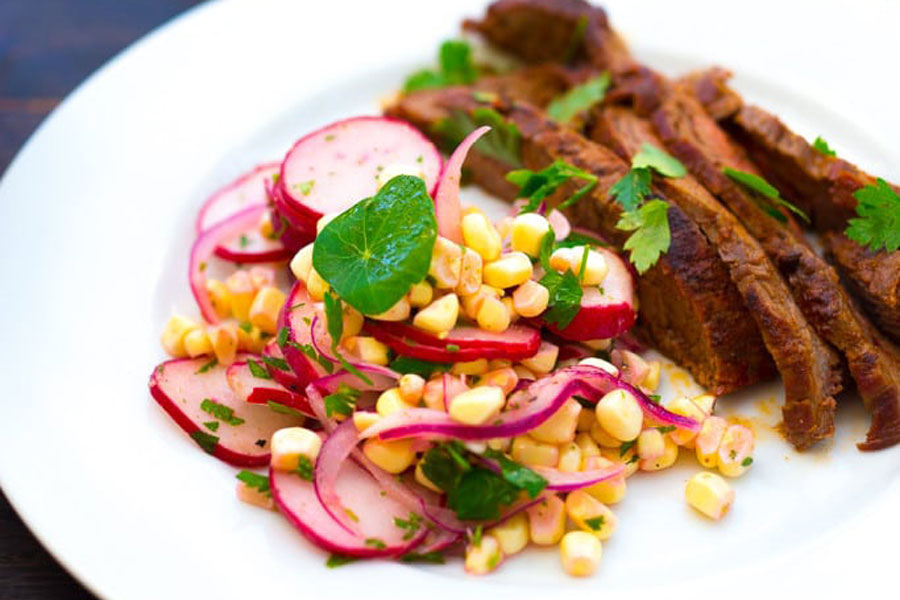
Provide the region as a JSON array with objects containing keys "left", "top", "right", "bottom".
[
  {"left": 434, "top": 126, "right": 490, "bottom": 244},
  {"left": 315, "top": 419, "right": 363, "bottom": 534}
]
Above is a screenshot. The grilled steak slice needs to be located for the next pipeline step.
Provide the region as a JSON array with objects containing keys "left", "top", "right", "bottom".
[
  {"left": 685, "top": 68, "right": 900, "bottom": 343},
  {"left": 589, "top": 105, "right": 853, "bottom": 448},
  {"left": 463, "top": 0, "right": 633, "bottom": 71},
  {"left": 386, "top": 88, "right": 775, "bottom": 394},
  {"left": 654, "top": 88, "right": 900, "bottom": 450}
]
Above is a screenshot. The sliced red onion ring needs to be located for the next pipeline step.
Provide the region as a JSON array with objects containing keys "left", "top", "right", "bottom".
[
  {"left": 315, "top": 419, "right": 364, "bottom": 535},
  {"left": 434, "top": 126, "right": 490, "bottom": 244},
  {"left": 189, "top": 204, "right": 265, "bottom": 323},
  {"left": 312, "top": 364, "right": 400, "bottom": 395},
  {"left": 547, "top": 209, "right": 571, "bottom": 241}
]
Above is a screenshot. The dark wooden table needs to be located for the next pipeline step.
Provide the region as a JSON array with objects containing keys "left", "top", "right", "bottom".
[{"left": 0, "top": 3, "right": 202, "bottom": 597}]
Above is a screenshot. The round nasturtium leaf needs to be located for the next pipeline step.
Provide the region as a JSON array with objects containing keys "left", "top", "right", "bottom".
[{"left": 312, "top": 175, "right": 437, "bottom": 315}]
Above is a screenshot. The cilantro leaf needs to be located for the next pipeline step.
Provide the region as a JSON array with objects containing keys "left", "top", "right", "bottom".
[
  {"left": 609, "top": 167, "right": 652, "bottom": 212},
  {"left": 483, "top": 449, "right": 548, "bottom": 498},
  {"left": 585, "top": 516, "right": 605, "bottom": 531},
  {"left": 266, "top": 401, "right": 306, "bottom": 418},
  {"left": 247, "top": 359, "right": 272, "bottom": 380},
  {"left": 323, "top": 384, "right": 360, "bottom": 418},
  {"left": 388, "top": 356, "right": 451, "bottom": 378},
  {"left": 190, "top": 430, "right": 218, "bottom": 454},
  {"left": 723, "top": 167, "right": 809, "bottom": 223},
  {"left": 632, "top": 143, "right": 686, "bottom": 178},
  {"left": 200, "top": 398, "right": 245, "bottom": 426},
  {"left": 539, "top": 269, "right": 583, "bottom": 329},
  {"left": 812, "top": 136, "right": 836, "bottom": 157},
  {"left": 420, "top": 442, "right": 470, "bottom": 493},
  {"left": 326, "top": 554, "right": 357, "bottom": 568},
  {"left": 236, "top": 471, "right": 270, "bottom": 496},
  {"left": 296, "top": 456, "right": 314, "bottom": 481},
  {"left": 538, "top": 228, "right": 556, "bottom": 272},
  {"left": 435, "top": 107, "right": 522, "bottom": 168},
  {"left": 546, "top": 73, "right": 611, "bottom": 124},
  {"left": 276, "top": 326, "right": 290, "bottom": 348},
  {"left": 507, "top": 159, "right": 598, "bottom": 213},
  {"left": 195, "top": 357, "right": 218, "bottom": 374},
  {"left": 313, "top": 175, "right": 437, "bottom": 315},
  {"left": 616, "top": 199, "right": 671, "bottom": 274},
  {"left": 447, "top": 467, "right": 521, "bottom": 520},
  {"left": 846, "top": 178, "right": 900, "bottom": 252},
  {"left": 403, "top": 40, "right": 477, "bottom": 92},
  {"left": 260, "top": 355, "right": 290, "bottom": 372}
]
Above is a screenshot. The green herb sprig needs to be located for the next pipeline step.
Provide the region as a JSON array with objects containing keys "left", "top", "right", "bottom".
[
  {"left": 722, "top": 167, "right": 809, "bottom": 223},
  {"left": 546, "top": 73, "right": 610, "bottom": 124},
  {"left": 845, "top": 178, "right": 900, "bottom": 252},
  {"left": 506, "top": 159, "right": 598, "bottom": 214},
  {"left": 404, "top": 40, "right": 478, "bottom": 92}
]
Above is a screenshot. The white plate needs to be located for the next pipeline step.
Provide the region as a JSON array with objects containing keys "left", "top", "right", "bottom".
[{"left": 1, "top": 0, "right": 898, "bottom": 598}]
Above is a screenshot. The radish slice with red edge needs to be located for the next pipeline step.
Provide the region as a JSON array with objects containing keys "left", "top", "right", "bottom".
[
  {"left": 189, "top": 205, "right": 265, "bottom": 323},
  {"left": 279, "top": 282, "right": 332, "bottom": 387},
  {"left": 270, "top": 461, "right": 428, "bottom": 558},
  {"left": 279, "top": 116, "right": 442, "bottom": 222},
  {"left": 225, "top": 360, "right": 312, "bottom": 415},
  {"left": 149, "top": 356, "right": 303, "bottom": 466},
  {"left": 364, "top": 321, "right": 541, "bottom": 362},
  {"left": 434, "top": 125, "right": 490, "bottom": 243},
  {"left": 538, "top": 246, "right": 637, "bottom": 341}
]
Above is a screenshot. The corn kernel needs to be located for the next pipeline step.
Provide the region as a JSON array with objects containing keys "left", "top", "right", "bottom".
[
  {"left": 479, "top": 367, "right": 518, "bottom": 395},
  {"left": 422, "top": 378, "right": 445, "bottom": 411},
  {"left": 340, "top": 305, "right": 364, "bottom": 341},
  {"left": 456, "top": 248, "right": 483, "bottom": 296},
  {"left": 501, "top": 296, "right": 518, "bottom": 323},
  {"left": 717, "top": 424, "right": 754, "bottom": 477},
  {"left": 600, "top": 446, "right": 640, "bottom": 478},
  {"left": 429, "top": 237, "right": 463, "bottom": 289},
  {"left": 527, "top": 495, "right": 566, "bottom": 545},
  {"left": 398, "top": 373, "right": 426, "bottom": 404},
  {"left": 226, "top": 270, "right": 256, "bottom": 322},
  {"left": 352, "top": 411, "right": 381, "bottom": 432},
  {"left": 461, "top": 213, "right": 502, "bottom": 261},
  {"left": 584, "top": 338, "right": 612, "bottom": 351},
  {"left": 209, "top": 322, "right": 239, "bottom": 366},
  {"left": 344, "top": 336, "right": 390, "bottom": 366},
  {"left": 565, "top": 489, "right": 617, "bottom": 540},
  {"left": 161, "top": 315, "right": 201, "bottom": 357},
  {"left": 448, "top": 386, "right": 505, "bottom": 425},
  {"left": 376, "top": 163, "right": 425, "bottom": 190},
  {"left": 495, "top": 216, "right": 514, "bottom": 241},
  {"left": 376, "top": 388, "right": 413, "bottom": 417},
  {"left": 487, "top": 437, "right": 511, "bottom": 452},
  {"left": 362, "top": 438, "right": 415, "bottom": 474},
  {"left": 642, "top": 360, "right": 661, "bottom": 392},
  {"left": 316, "top": 212, "right": 339, "bottom": 234},
  {"left": 639, "top": 435, "right": 678, "bottom": 471},
  {"left": 476, "top": 296, "right": 511, "bottom": 333},
  {"left": 510, "top": 213, "right": 552, "bottom": 257},
  {"left": 408, "top": 281, "right": 433, "bottom": 308},
  {"left": 559, "top": 531, "right": 602, "bottom": 577},
  {"left": 667, "top": 397, "right": 708, "bottom": 446},
  {"left": 589, "top": 420, "right": 622, "bottom": 448},
  {"left": 695, "top": 415, "right": 727, "bottom": 468},
  {"left": 451, "top": 359, "right": 489, "bottom": 376},
  {"left": 236, "top": 480, "right": 275, "bottom": 510},
  {"left": 582, "top": 456, "right": 626, "bottom": 504},
  {"left": 530, "top": 398, "right": 581, "bottom": 444},
  {"left": 183, "top": 328, "right": 212, "bottom": 357},
  {"left": 461, "top": 204, "right": 485, "bottom": 217},
  {"left": 370, "top": 296, "right": 410, "bottom": 321},
  {"left": 305, "top": 268, "right": 329, "bottom": 302},
  {"left": 512, "top": 280, "right": 550, "bottom": 318},
  {"left": 685, "top": 471, "right": 734, "bottom": 520},
  {"left": 236, "top": 323, "right": 266, "bottom": 354},
  {"left": 511, "top": 436, "right": 559, "bottom": 467},
  {"left": 271, "top": 427, "right": 322, "bottom": 472},
  {"left": 414, "top": 460, "right": 442, "bottom": 493},
  {"left": 637, "top": 428, "right": 665, "bottom": 461},
  {"left": 520, "top": 341, "right": 559, "bottom": 375},
  {"left": 489, "top": 511, "right": 529, "bottom": 556},
  {"left": 575, "top": 432, "right": 601, "bottom": 459},
  {"left": 594, "top": 389, "right": 642, "bottom": 442},
  {"left": 461, "top": 284, "right": 502, "bottom": 320},
  {"left": 258, "top": 211, "right": 275, "bottom": 239},
  {"left": 557, "top": 442, "right": 582, "bottom": 472},
  {"left": 465, "top": 534, "right": 504, "bottom": 575},
  {"left": 205, "top": 279, "right": 232, "bottom": 319},
  {"left": 576, "top": 407, "right": 595, "bottom": 432},
  {"left": 692, "top": 393, "right": 717, "bottom": 415},
  {"left": 290, "top": 244, "right": 314, "bottom": 283},
  {"left": 413, "top": 294, "right": 459, "bottom": 335},
  {"left": 483, "top": 252, "right": 533, "bottom": 289},
  {"left": 578, "top": 357, "right": 619, "bottom": 377},
  {"left": 248, "top": 286, "right": 286, "bottom": 334},
  {"left": 513, "top": 365, "right": 535, "bottom": 381}
]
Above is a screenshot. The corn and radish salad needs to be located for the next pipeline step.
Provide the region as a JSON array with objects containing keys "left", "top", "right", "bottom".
[{"left": 150, "top": 115, "right": 754, "bottom": 577}]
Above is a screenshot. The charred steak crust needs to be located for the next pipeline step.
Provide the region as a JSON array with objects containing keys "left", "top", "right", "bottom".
[{"left": 385, "top": 88, "right": 775, "bottom": 394}]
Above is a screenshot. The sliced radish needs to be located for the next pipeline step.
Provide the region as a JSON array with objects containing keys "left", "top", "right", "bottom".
[
  {"left": 270, "top": 461, "right": 427, "bottom": 558},
  {"left": 278, "top": 116, "right": 442, "bottom": 221},
  {"left": 225, "top": 360, "right": 311, "bottom": 415},
  {"left": 279, "top": 282, "right": 331, "bottom": 386},
  {"left": 189, "top": 205, "right": 265, "bottom": 323},
  {"left": 548, "top": 209, "right": 571, "bottom": 241},
  {"left": 364, "top": 321, "right": 541, "bottom": 362},
  {"left": 539, "top": 247, "right": 636, "bottom": 341},
  {"left": 149, "top": 356, "right": 302, "bottom": 466},
  {"left": 434, "top": 126, "right": 490, "bottom": 243}
]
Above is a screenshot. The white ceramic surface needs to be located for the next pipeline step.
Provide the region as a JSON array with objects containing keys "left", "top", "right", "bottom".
[{"left": 1, "top": 1, "right": 898, "bottom": 598}]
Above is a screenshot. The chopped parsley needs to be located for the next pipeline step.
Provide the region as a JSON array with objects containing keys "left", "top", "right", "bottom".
[
  {"left": 483, "top": 448, "right": 548, "bottom": 498},
  {"left": 446, "top": 344, "right": 460, "bottom": 353},
  {"left": 200, "top": 398, "right": 245, "bottom": 426},
  {"left": 388, "top": 356, "right": 450, "bottom": 378},
  {"left": 537, "top": 229, "right": 583, "bottom": 329},
  {"left": 313, "top": 176, "right": 437, "bottom": 315},
  {"left": 288, "top": 341, "right": 334, "bottom": 373},
  {"left": 812, "top": 136, "right": 836, "bottom": 157},
  {"left": 585, "top": 516, "right": 605, "bottom": 531},
  {"left": 723, "top": 167, "right": 809, "bottom": 223},
  {"left": 296, "top": 455, "right": 314, "bottom": 481},
  {"left": 647, "top": 394, "right": 662, "bottom": 404},
  {"left": 400, "top": 551, "right": 445, "bottom": 564},
  {"left": 547, "top": 72, "right": 611, "bottom": 124},
  {"left": 247, "top": 359, "right": 272, "bottom": 380},
  {"left": 266, "top": 401, "right": 306, "bottom": 418},
  {"left": 845, "top": 178, "right": 900, "bottom": 252},
  {"left": 294, "top": 180, "right": 315, "bottom": 195},
  {"left": 741, "top": 456, "right": 754, "bottom": 467},
  {"left": 656, "top": 425, "right": 676, "bottom": 434},
  {"left": 324, "top": 384, "right": 360, "bottom": 418},
  {"left": 326, "top": 554, "right": 357, "bottom": 568},
  {"left": 194, "top": 357, "right": 218, "bottom": 374},
  {"left": 190, "top": 430, "right": 218, "bottom": 454},
  {"left": 203, "top": 420, "right": 219, "bottom": 432},
  {"left": 619, "top": 439, "right": 637, "bottom": 457},
  {"left": 471, "top": 524, "right": 483, "bottom": 546},
  {"left": 364, "top": 538, "right": 387, "bottom": 550},
  {"left": 404, "top": 40, "right": 478, "bottom": 92},
  {"left": 239, "top": 234, "right": 250, "bottom": 248},
  {"left": 236, "top": 471, "right": 271, "bottom": 496},
  {"left": 435, "top": 107, "right": 523, "bottom": 168},
  {"left": 394, "top": 512, "right": 423, "bottom": 541},
  {"left": 506, "top": 159, "right": 598, "bottom": 213},
  {"left": 276, "top": 326, "right": 290, "bottom": 348}
]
